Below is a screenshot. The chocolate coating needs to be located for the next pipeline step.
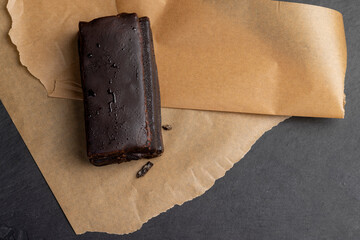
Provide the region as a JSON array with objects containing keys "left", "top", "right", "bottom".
[{"left": 78, "top": 13, "right": 163, "bottom": 166}]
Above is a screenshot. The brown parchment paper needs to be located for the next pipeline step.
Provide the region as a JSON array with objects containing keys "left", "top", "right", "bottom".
[
  {"left": 2, "top": 0, "right": 288, "bottom": 235},
  {"left": 2, "top": 0, "right": 346, "bottom": 235},
  {"left": 8, "top": 0, "right": 347, "bottom": 118}
]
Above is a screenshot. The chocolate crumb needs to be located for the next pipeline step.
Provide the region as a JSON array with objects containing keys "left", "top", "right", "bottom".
[
  {"left": 136, "top": 161, "right": 153, "bottom": 178},
  {"left": 162, "top": 124, "right": 172, "bottom": 131}
]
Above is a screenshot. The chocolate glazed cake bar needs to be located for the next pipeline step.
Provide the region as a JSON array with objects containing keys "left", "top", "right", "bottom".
[{"left": 78, "top": 13, "right": 164, "bottom": 166}]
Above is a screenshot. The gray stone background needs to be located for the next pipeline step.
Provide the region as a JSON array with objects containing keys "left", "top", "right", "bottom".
[{"left": 1, "top": 0, "right": 359, "bottom": 239}]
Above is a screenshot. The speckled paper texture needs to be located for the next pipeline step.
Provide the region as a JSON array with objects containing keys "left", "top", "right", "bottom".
[{"left": 8, "top": 0, "right": 346, "bottom": 117}]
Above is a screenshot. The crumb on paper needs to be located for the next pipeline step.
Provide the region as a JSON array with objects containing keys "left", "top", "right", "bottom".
[
  {"left": 162, "top": 124, "right": 172, "bottom": 131},
  {"left": 136, "top": 161, "right": 154, "bottom": 178}
]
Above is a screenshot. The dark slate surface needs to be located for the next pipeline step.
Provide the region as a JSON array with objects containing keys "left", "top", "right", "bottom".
[{"left": 1, "top": 0, "right": 360, "bottom": 239}]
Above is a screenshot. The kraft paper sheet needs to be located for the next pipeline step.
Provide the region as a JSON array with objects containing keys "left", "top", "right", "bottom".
[
  {"left": 8, "top": 0, "right": 347, "bottom": 118},
  {"left": 2, "top": 0, "right": 346, "bottom": 235}
]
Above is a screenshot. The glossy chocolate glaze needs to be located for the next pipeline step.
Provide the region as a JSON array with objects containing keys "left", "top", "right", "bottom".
[{"left": 78, "top": 13, "right": 163, "bottom": 166}]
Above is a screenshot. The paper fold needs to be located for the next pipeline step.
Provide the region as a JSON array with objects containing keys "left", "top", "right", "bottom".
[{"left": 8, "top": 0, "right": 347, "bottom": 118}]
